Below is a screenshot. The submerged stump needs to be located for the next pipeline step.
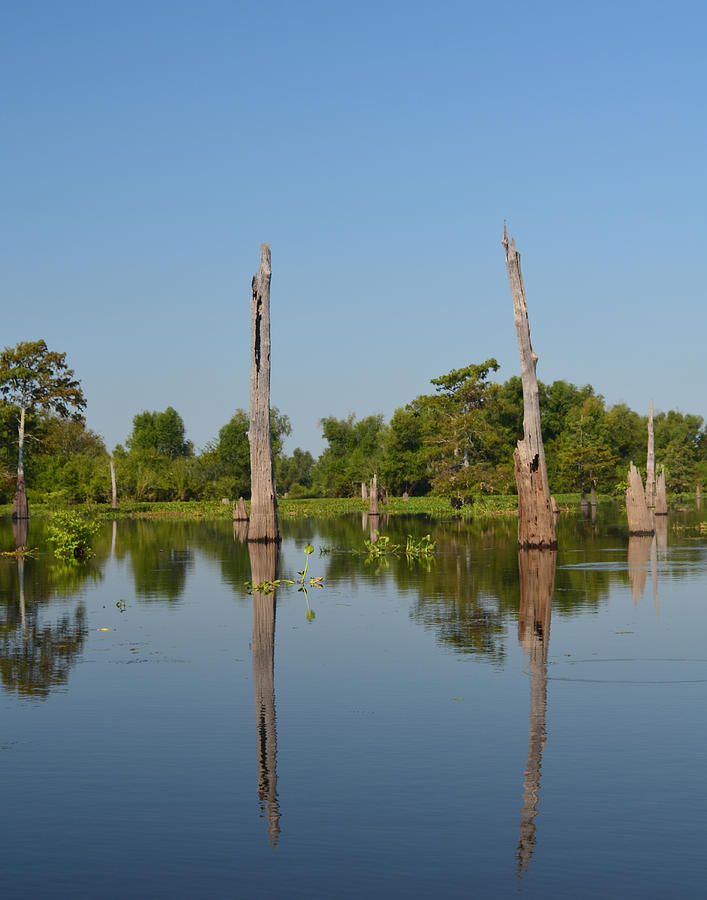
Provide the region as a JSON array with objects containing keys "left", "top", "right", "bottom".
[
  {"left": 234, "top": 496, "right": 249, "bottom": 522},
  {"left": 626, "top": 461, "right": 654, "bottom": 535}
]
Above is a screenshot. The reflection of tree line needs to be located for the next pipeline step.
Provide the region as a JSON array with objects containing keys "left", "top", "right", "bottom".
[
  {"left": 0, "top": 521, "right": 98, "bottom": 698},
  {"left": 0, "top": 507, "right": 699, "bottom": 703}
]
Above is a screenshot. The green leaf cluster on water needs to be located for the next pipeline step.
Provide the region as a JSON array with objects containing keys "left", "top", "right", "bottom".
[
  {"left": 364, "top": 532, "right": 436, "bottom": 560},
  {"left": 46, "top": 510, "right": 101, "bottom": 561}
]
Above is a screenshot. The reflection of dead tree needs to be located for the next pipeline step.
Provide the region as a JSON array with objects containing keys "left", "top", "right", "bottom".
[
  {"left": 516, "top": 549, "right": 556, "bottom": 879},
  {"left": 12, "top": 517, "right": 28, "bottom": 552},
  {"left": 248, "top": 541, "right": 281, "bottom": 846},
  {"left": 627, "top": 535, "right": 652, "bottom": 604}
]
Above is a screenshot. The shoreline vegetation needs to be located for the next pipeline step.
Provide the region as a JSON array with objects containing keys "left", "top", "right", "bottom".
[{"left": 1, "top": 494, "right": 617, "bottom": 522}]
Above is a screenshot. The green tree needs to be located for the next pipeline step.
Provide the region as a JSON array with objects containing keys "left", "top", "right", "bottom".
[
  {"left": 379, "top": 403, "right": 435, "bottom": 496},
  {"left": 423, "top": 358, "right": 501, "bottom": 495},
  {"left": 312, "top": 414, "right": 386, "bottom": 497},
  {"left": 0, "top": 340, "right": 86, "bottom": 517},
  {"left": 553, "top": 396, "right": 617, "bottom": 492},
  {"left": 540, "top": 380, "right": 596, "bottom": 443},
  {"left": 32, "top": 417, "right": 110, "bottom": 503},
  {"left": 654, "top": 410, "right": 705, "bottom": 493},
  {"left": 199, "top": 408, "right": 291, "bottom": 500},
  {"left": 127, "top": 406, "right": 193, "bottom": 458},
  {"left": 277, "top": 447, "right": 315, "bottom": 496}
]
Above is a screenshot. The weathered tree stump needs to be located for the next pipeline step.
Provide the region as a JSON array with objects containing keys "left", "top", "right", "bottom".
[
  {"left": 580, "top": 491, "right": 589, "bottom": 517},
  {"left": 654, "top": 465, "right": 668, "bottom": 515},
  {"left": 369, "top": 474, "right": 379, "bottom": 517},
  {"left": 361, "top": 482, "right": 368, "bottom": 502},
  {"left": 503, "top": 226, "right": 556, "bottom": 550},
  {"left": 234, "top": 496, "right": 249, "bottom": 522},
  {"left": 626, "top": 461, "right": 654, "bottom": 535},
  {"left": 248, "top": 243, "right": 280, "bottom": 543},
  {"left": 646, "top": 399, "right": 656, "bottom": 508},
  {"left": 590, "top": 484, "right": 597, "bottom": 507}
]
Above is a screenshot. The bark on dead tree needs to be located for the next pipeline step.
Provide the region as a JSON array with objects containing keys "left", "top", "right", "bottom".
[
  {"left": 654, "top": 466, "right": 668, "bottom": 515},
  {"left": 503, "top": 226, "right": 556, "bottom": 549},
  {"left": 369, "top": 474, "right": 379, "bottom": 517},
  {"left": 590, "top": 484, "right": 597, "bottom": 507},
  {"left": 248, "top": 243, "right": 280, "bottom": 543},
  {"left": 361, "top": 482, "right": 368, "bottom": 502},
  {"left": 626, "top": 461, "right": 654, "bottom": 535},
  {"left": 12, "top": 473, "right": 28, "bottom": 521},
  {"left": 110, "top": 458, "right": 118, "bottom": 509},
  {"left": 646, "top": 399, "right": 656, "bottom": 508},
  {"left": 11, "top": 406, "right": 29, "bottom": 520}
]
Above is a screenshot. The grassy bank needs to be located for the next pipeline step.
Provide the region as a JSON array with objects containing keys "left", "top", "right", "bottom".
[{"left": 0, "top": 493, "right": 616, "bottom": 522}]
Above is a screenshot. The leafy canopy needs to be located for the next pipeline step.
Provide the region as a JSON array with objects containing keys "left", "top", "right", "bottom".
[{"left": 0, "top": 339, "right": 85, "bottom": 419}]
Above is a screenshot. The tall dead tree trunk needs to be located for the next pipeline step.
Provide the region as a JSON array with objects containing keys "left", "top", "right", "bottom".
[
  {"left": 248, "top": 243, "right": 280, "bottom": 543},
  {"left": 646, "top": 399, "right": 655, "bottom": 508},
  {"left": 110, "top": 458, "right": 118, "bottom": 509},
  {"left": 654, "top": 466, "right": 668, "bottom": 515},
  {"left": 626, "top": 461, "right": 654, "bottom": 535},
  {"left": 503, "top": 226, "right": 556, "bottom": 549},
  {"left": 369, "top": 474, "right": 379, "bottom": 517},
  {"left": 12, "top": 406, "right": 29, "bottom": 520}
]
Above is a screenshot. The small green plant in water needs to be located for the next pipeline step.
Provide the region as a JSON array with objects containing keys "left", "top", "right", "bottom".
[
  {"left": 364, "top": 533, "right": 401, "bottom": 558},
  {"left": 243, "top": 544, "right": 324, "bottom": 595},
  {"left": 405, "top": 533, "right": 436, "bottom": 557},
  {"left": 47, "top": 510, "right": 101, "bottom": 561},
  {"left": 298, "top": 543, "right": 315, "bottom": 583},
  {"left": 364, "top": 532, "right": 436, "bottom": 561}
]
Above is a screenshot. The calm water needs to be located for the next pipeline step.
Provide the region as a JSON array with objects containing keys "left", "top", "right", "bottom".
[{"left": 2, "top": 506, "right": 707, "bottom": 899}]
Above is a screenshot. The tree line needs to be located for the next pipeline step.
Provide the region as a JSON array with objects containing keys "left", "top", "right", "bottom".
[{"left": 1, "top": 340, "right": 705, "bottom": 505}]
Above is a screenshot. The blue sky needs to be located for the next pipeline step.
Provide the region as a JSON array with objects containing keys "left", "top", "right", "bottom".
[{"left": 2, "top": 0, "right": 705, "bottom": 455}]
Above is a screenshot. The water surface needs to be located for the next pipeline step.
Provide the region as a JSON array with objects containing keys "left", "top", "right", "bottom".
[{"left": 1, "top": 506, "right": 706, "bottom": 898}]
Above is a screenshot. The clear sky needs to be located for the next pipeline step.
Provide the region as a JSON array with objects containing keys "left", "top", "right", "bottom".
[{"left": 2, "top": 0, "right": 705, "bottom": 456}]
